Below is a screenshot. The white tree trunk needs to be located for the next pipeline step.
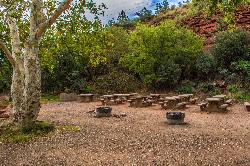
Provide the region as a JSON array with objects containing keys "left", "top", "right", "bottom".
[
  {"left": 1, "top": 0, "right": 76, "bottom": 128},
  {"left": 11, "top": 48, "right": 41, "bottom": 128}
]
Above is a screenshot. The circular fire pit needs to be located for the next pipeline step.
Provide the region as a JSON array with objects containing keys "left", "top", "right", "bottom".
[
  {"left": 96, "top": 107, "right": 112, "bottom": 118},
  {"left": 166, "top": 112, "right": 185, "bottom": 125}
]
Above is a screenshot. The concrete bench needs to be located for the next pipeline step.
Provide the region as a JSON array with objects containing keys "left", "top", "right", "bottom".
[
  {"left": 77, "top": 94, "right": 94, "bottom": 102},
  {"left": 198, "top": 102, "right": 208, "bottom": 112},
  {"left": 219, "top": 104, "right": 229, "bottom": 112},
  {"left": 175, "top": 102, "right": 187, "bottom": 110},
  {"left": 225, "top": 99, "right": 234, "bottom": 106},
  {"left": 189, "top": 98, "right": 198, "bottom": 105}
]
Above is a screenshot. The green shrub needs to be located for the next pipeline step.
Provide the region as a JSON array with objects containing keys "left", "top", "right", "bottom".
[
  {"left": 120, "top": 21, "right": 203, "bottom": 88},
  {"left": 195, "top": 54, "right": 215, "bottom": 80},
  {"left": 227, "top": 85, "right": 238, "bottom": 93},
  {"left": 156, "top": 60, "right": 182, "bottom": 88},
  {"left": 0, "top": 121, "right": 55, "bottom": 143},
  {"left": 227, "top": 85, "right": 250, "bottom": 101},
  {"left": 0, "top": 54, "right": 12, "bottom": 93},
  {"left": 93, "top": 70, "right": 142, "bottom": 94},
  {"left": 176, "top": 80, "right": 195, "bottom": 94},
  {"left": 199, "top": 83, "right": 220, "bottom": 96},
  {"left": 212, "top": 29, "right": 250, "bottom": 69}
]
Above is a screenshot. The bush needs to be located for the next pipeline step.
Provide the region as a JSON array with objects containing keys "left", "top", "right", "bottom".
[
  {"left": 199, "top": 83, "right": 220, "bottom": 96},
  {"left": 120, "top": 21, "right": 203, "bottom": 88},
  {"left": 195, "top": 54, "right": 215, "bottom": 80},
  {"left": 155, "top": 60, "right": 182, "bottom": 88},
  {"left": 212, "top": 29, "right": 250, "bottom": 69},
  {"left": 0, "top": 53, "right": 12, "bottom": 93},
  {"left": 176, "top": 80, "right": 195, "bottom": 94},
  {"left": 93, "top": 70, "right": 142, "bottom": 94},
  {"left": 231, "top": 60, "right": 250, "bottom": 84}
]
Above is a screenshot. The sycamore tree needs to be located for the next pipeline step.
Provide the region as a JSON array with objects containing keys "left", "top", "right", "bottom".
[{"left": 0, "top": 0, "right": 85, "bottom": 129}]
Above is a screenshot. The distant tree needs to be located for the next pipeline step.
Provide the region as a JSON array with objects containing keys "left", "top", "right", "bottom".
[
  {"left": 178, "top": 2, "right": 183, "bottom": 7},
  {"left": 107, "top": 18, "right": 116, "bottom": 27},
  {"left": 155, "top": 3, "right": 163, "bottom": 14},
  {"left": 117, "top": 10, "right": 129, "bottom": 23},
  {"left": 170, "top": 5, "right": 176, "bottom": 10},
  {"left": 162, "top": 0, "right": 170, "bottom": 10},
  {"left": 135, "top": 7, "right": 153, "bottom": 22},
  {"left": 183, "top": 0, "right": 190, "bottom": 4}
]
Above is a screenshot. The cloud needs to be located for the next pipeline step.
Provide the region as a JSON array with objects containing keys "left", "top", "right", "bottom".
[{"left": 86, "top": 0, "right": 182, "bottom": 23}]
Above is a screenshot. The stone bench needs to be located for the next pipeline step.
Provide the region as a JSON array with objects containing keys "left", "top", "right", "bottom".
[
  {"left": 213, "top": 95, "right": 227, "bottom": 105},
  {"left": 77, "top": 94, "right": 94, "bottom": 102},
  {"left": 189, "top": 98, "right": 198, "bottom": 105},
  {"left": 175, "top": 102, "right": 187, "bottom": 110},
  {"left": 198, "top": 102, "right": 208, "bottom": 112},
  {"left": 179, "top": 94, "right": 193, "bottom": 102},
  {"left": 219, "top": 104, "right": 229, "bottom": 112},
  {"left": 100, "top": 99, "right": 106, "bottom": 106},
  {"left": 206, "top": 98, "right": 221, "bottom": 112},
  {"left": 244, "top": 102, "right": 250, "bottom": 112},
  {"left": 225, "top": 99, "right": 234, "bottom": 106}
]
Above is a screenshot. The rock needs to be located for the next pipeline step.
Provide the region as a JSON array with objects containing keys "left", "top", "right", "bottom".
[{"left": 0, "top": 112, "right": 10, "bottom": 119}]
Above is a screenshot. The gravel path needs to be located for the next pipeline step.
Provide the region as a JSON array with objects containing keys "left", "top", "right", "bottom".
[{"left": 0, "top": 102, "right": 250, "bottom": 166}]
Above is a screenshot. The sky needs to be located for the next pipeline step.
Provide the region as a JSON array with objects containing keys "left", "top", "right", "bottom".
[{"left": 87, "top": 0, "right": 182, "bottom": 23}]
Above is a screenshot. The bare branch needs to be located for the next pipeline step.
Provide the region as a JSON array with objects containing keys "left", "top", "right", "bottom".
[
  {"left": 35, "top": 0, "right": 78, "bottom": 40},
  {"left": 0, "top": 40, "right": 15, "bottom": 66}
]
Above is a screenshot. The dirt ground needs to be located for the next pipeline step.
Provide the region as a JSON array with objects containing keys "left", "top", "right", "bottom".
[{"left": 0, "top": 102, "right": 250, "bottom": 166}]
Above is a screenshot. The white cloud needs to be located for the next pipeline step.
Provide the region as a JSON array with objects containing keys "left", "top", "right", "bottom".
[{"left": 86, "top": 0, "right": 182, "bottom": 23}]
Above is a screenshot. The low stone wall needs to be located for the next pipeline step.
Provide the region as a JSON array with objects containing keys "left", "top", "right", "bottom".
[{"left": 59, "top": 93, "right": 78, "bottom": 102}]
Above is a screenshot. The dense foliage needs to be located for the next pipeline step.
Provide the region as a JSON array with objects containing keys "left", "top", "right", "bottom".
[
  {"left": 120, "top": 21, "right": 203, "bottom": 89},
  {"left": 0, "top": 1, "right": 249, "bottom": 96},
  {"left": 211, "top": 29, "right": 250, "bottom": 85}
]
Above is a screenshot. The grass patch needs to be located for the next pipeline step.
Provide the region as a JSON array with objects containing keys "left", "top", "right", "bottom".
[
  {"left": 0, "top": 121, "right": 55, "bottom": 143},
  {"left": 0, "top": 121, "right": 81, "bottom": 143},
  {"left": 40, "top": 95, "right": 59, "bottom": 104},
  {"left": 56, "top": 125, "right": 81, "bottom": 132},
  {"left": 227, "top": 85, "right": 250, "bottom": 102}
]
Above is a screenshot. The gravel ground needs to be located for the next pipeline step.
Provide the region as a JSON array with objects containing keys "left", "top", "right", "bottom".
[{"left": 0, "top": 102, "right": 250, "bottom": 166}]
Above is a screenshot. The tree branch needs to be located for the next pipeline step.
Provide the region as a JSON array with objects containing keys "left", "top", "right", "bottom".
[
  {"left": 7, "top": 16, "right": 21, "bottom": 59},
  {"left": 0, "top": 40, "right": 15, "bottom": 66},
  {"left": 30, "top": 0, "right": 44, "bottom": 42},
  {"left": 35, "top": 0, "right": 78, "bottom": 40}
]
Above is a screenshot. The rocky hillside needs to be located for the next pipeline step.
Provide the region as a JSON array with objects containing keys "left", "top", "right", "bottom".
[{"left": 149, "top": 5, "right": 250, "bottom": 51}]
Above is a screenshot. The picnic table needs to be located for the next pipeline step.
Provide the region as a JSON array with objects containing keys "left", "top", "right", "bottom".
[
  {"left": 78, "top": 94, "right": 94, "bottom": 102},
  {"left": 213, "top": 95, "right": 227, "bottom": 104},
  {"left": 206, "top": 97, "right": 221, "bottom": 112},
  {"left": 150, "top": 94, "right": 161, "bottom": 103}
]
